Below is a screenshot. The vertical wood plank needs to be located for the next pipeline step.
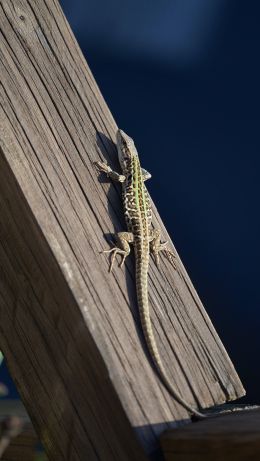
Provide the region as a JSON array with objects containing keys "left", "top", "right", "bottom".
[{"left": 0, "top": 0, "right": 245, "bottom": 459}]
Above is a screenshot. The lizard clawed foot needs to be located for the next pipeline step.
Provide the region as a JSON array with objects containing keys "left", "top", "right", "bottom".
[
  {"left": 94, "top": 161, "right": 111, "bottom": 176},
  {"left": 94, "top": 161, "right": 126, "bottom": 182},
  {"left": 101, "top": 247, "right": 129, "bottom": 272},
  {"left": 150, "top": 234, "right": 177, "bottom": 269},
  {"left": 100, "top": 232, "right": 132, "bottom": 271},
  {"left": 152, "top": 240, "right": 168, "bottom": 267},
  {"left": 163, "top": 248, "right": 177, "bottom": 269}
]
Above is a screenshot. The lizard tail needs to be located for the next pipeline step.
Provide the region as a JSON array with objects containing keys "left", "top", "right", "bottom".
[{"left": 136, "top": 254, "right": 206, "bottom": 420}]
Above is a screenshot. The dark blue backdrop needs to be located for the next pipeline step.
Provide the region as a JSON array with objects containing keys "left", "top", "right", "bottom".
[{"left": 2, "top": 1, "right": 260, "bottom": 403}]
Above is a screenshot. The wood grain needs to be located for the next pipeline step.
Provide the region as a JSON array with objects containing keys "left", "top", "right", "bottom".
[
  {"left": 161, "top": 407, "right": 260, "bottom": 461},
  {"left": 0, "top": 0, "right": 245, "bottom": 459}
]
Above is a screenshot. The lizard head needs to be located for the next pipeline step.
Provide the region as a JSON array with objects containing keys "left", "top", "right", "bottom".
[{"left": 116, "top": 129, "right": 138, "bottom": 171}]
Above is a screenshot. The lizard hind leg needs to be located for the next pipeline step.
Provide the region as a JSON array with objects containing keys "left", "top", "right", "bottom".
[
  {"left": 102, "top": 232, "right": 134, "bottom": 272},
  {"left": 149, "top": 228, "right": 176, "bottom": 269}
]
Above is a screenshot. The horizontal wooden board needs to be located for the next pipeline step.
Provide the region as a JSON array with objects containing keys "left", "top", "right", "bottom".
[{"left": 161, "top": 406, "right": 260, "bottom": 461}]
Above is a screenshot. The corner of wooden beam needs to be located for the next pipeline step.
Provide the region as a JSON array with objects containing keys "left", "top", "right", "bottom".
[{"left": 160, "top": 405, "right": 260, "bottom": 461}]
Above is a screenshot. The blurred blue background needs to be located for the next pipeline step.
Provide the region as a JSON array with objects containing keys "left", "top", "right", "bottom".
[{"left": 2, "top": 0, "right": 260, "bottom": 404}]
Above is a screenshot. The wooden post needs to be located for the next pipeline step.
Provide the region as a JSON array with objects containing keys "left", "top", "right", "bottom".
[{"left": 0, "top": 0, "right": 244, "bottom": 460}]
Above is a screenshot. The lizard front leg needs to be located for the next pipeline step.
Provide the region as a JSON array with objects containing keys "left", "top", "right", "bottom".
[
  {"left": 102, "top": 232, "right": 134, "bottom": 272},
  {"left": 94, "top": 161, "right": 126, "bottom": 183},
  {"left": 149, "top": 229, "right": 176, "bottom": 269},
  {"left": 95, "top": 161, "right": 131, "bottom": 271}
]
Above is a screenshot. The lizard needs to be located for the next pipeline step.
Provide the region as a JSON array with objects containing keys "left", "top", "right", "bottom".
[{"left": 95, "top": 129, "right": 206, "bottom": 420}]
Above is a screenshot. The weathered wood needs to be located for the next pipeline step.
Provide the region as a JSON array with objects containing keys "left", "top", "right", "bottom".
[
  {"left": 0, "top": 0, "right": 244, "bottom": 460},
  {"left": 161, "top": 407, "right": 260, "bottom": 461}
]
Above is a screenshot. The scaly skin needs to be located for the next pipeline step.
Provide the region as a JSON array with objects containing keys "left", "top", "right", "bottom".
[{"left": 95, "top": 129, "right": 206, "bottom": 419}]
